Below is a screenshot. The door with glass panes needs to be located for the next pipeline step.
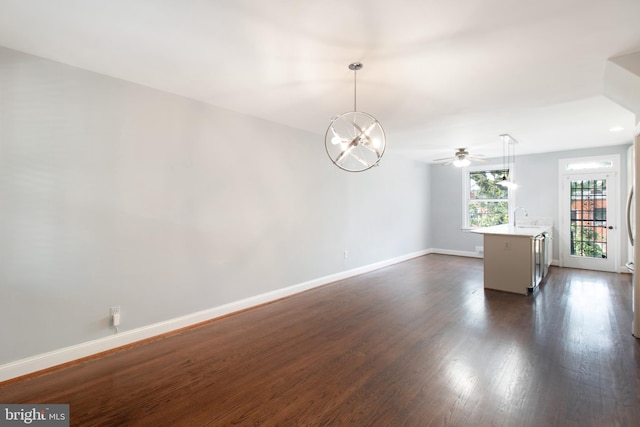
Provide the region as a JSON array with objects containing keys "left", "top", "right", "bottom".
[{"left": 561, "top": 171, "right": 618, "bottom": 272}]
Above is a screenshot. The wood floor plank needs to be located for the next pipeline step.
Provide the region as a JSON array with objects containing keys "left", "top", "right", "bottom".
[{"left": 1, "top": 254, "right": 639, "bottom": 426}]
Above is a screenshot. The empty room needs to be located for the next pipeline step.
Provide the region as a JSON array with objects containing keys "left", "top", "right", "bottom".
[{"left": 1, "top": 1, "right": 640, "bottom": 426}]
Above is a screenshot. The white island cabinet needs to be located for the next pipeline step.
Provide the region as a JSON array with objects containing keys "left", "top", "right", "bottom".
[{"left": 472, "top": 224, "right": 553, "bottom": 295}]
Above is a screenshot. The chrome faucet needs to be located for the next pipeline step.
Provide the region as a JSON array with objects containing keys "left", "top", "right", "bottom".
[{"left": 513, "top": 206, "right": 528, "bottom": 227}]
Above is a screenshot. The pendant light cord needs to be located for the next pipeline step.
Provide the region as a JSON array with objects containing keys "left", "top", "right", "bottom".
[
  {"left": 502, "top": 138, "right": 507, "bottom": 173},
  {"left": 511, "top": 140, "right": 515, "bottom": 171}
]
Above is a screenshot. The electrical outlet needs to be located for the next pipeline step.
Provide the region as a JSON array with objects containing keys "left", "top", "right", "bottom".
[
  {"left": 110, "top": 306, "right": 121, "bottom": 327},
  {"left": 344, "top": 250, "right": 349, "bottom": 259}
]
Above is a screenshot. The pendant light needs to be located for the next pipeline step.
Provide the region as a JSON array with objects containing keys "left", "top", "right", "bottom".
[
  {"left": 498, "top": 134, "right": 518, "bottom": 189},
  {"left": 325, "top": 63, "right": 386, "bottom": 172}
]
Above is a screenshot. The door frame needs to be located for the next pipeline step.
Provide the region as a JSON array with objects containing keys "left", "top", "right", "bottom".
[{"left": 558, "top": 154, "right": 621, "bottom": 272}]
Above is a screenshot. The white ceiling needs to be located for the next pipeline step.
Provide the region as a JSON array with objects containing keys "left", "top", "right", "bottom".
[{"left": 1, "top": 0, "right": 639, "bottom": 162}]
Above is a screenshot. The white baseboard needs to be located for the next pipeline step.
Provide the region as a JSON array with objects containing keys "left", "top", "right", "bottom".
[
  {"left": 428, "top": 248, "right": 483, "bottom": 258},
  {"left": 0, "top": 249, "right": 429, "bottom": 383}
]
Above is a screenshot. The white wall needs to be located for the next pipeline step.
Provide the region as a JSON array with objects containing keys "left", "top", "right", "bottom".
[
  {"left": 430, "top": 144, "right": 632, "bottom": 262},
  {"left": 0, "top": 46, "right": 430, "bottom": 367}
]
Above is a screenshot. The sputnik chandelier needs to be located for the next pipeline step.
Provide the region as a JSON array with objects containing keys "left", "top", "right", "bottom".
[{"left": 325, "top": 62, "right": 386, "bottom": 172}]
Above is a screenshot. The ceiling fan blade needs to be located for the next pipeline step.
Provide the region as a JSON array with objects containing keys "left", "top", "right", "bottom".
[{"left": 434, "top": 148, "right": 484, "bottom": 164}]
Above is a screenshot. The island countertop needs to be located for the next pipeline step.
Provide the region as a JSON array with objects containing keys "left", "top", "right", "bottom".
[{"left": 470, "top": 224, "right": 552, "bottom": 237}]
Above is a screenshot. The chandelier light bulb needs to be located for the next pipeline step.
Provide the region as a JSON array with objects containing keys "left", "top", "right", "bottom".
[{"left": 329, "top": 127, "right": 341, "bottom": 145}]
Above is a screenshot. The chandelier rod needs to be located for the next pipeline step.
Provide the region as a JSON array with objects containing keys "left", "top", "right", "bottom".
[
  {"left": 349, "top": 62, "right": 363, "bottom": 112},
  {"left": 354, "top": 67, "right": 357, "bottom": 112}
]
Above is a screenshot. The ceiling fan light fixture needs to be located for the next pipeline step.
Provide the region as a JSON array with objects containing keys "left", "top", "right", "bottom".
[
  {"left": 325, "top": 63, "right": 386, "bottom": 172},
  {"left": 453, "top": 157, "right": 471, "bottom": 167}
]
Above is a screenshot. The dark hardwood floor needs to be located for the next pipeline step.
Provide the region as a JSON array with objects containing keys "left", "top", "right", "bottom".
[{"left": 1, "top": 254, "right": 639, "bottom": 426}]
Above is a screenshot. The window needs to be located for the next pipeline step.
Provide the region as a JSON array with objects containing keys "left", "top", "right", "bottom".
[
  {"left": 565, "top": 160, "right": 613, "bottom": 171},
  {"left": 465, "top": 167, "right": 512, "bottom": 228}
]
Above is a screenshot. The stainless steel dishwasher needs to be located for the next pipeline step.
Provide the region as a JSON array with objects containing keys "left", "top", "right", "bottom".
[{"left": 531, "top": 232, "right": 549, "bottom": 292}]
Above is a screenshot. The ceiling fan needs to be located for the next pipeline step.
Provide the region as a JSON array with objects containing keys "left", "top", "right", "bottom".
[{"left": 433, "top": 148, "right": 486, "bottom": 167}]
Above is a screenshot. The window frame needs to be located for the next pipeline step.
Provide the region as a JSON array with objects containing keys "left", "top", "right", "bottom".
[{"left": 462, "top": 163, "right": 515, "bottom": 229}]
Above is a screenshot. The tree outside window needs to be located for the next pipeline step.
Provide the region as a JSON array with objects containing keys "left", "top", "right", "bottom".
[{"left": 466, "top": 169, "right": 510, "bottom": 228}]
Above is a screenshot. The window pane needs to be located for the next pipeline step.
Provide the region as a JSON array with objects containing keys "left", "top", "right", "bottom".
[
  {"left": 468, "top": 201, "right": 509, "bottom": 227},
  {"left": 566, "top": 160, "right": 613, "bottom": 171},
  {"left": 594, "top": 208, "right": 606, "bottom": 221},
  {"left": 469, "top": 170, "right": 509, "bottom": 200}
]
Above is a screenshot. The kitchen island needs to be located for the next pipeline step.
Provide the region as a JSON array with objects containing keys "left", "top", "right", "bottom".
[{"left": 472, "top": 224, "right": 553, "bottom": 295}]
